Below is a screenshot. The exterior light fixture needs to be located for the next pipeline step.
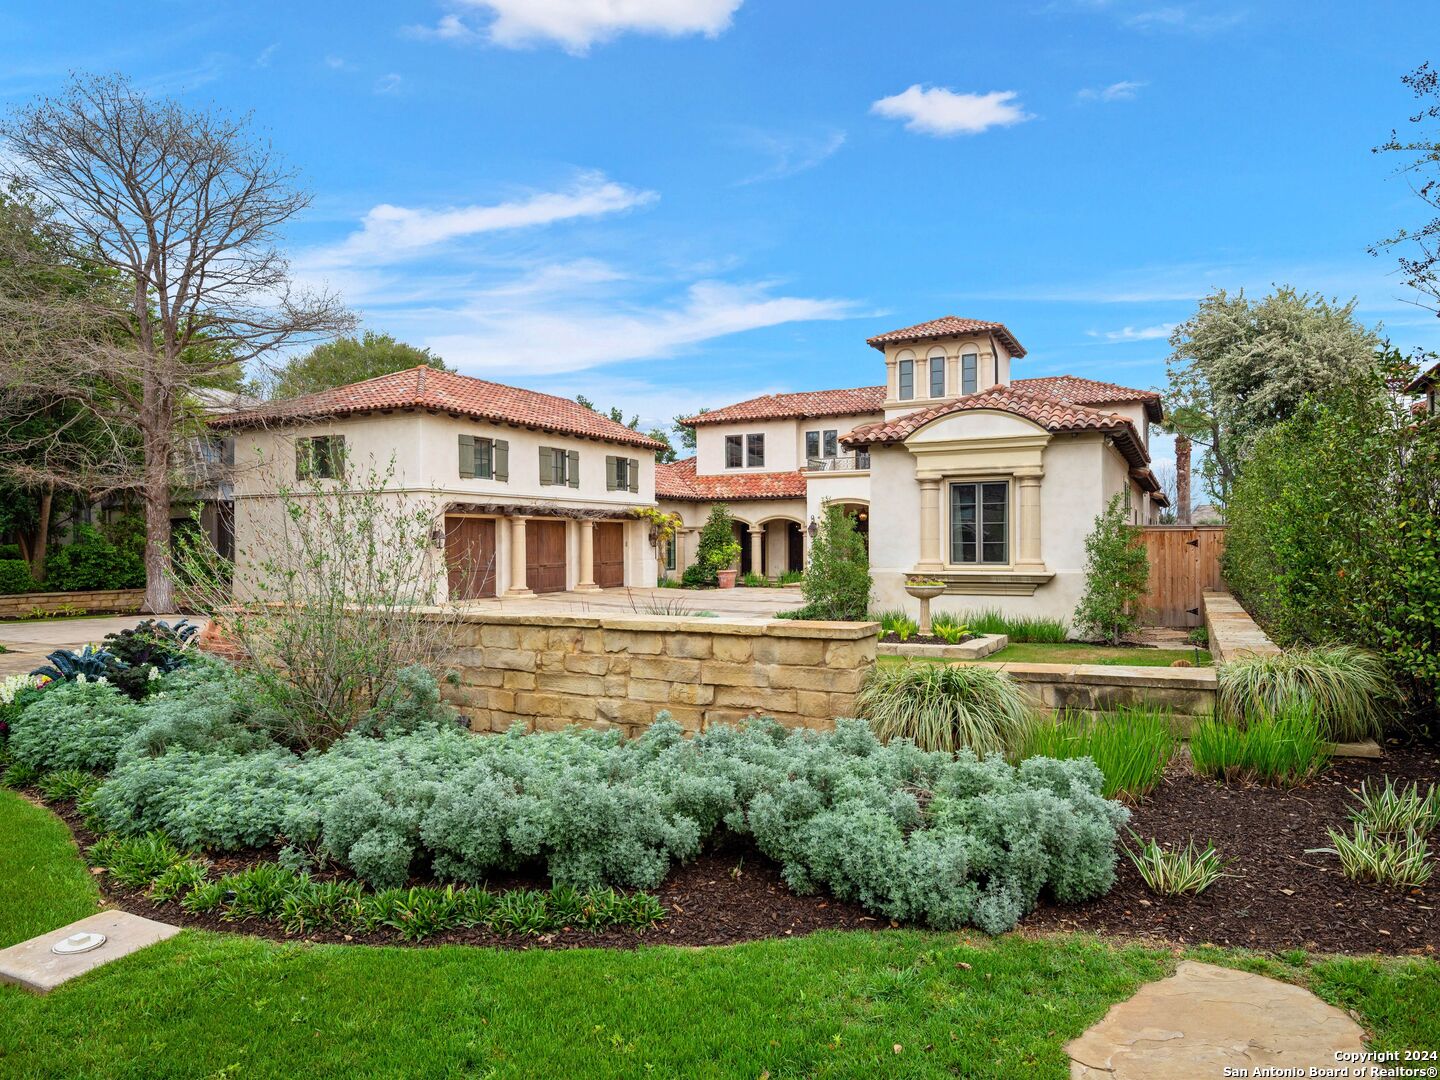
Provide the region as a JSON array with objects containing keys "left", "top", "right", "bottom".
[{"left": 807, "top": 517, "right": 818, "bottom": 539}]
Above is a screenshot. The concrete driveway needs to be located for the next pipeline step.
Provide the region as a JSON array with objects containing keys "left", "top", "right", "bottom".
[{"left": 0, "top": 614, "right": 204, "bottom": 677}]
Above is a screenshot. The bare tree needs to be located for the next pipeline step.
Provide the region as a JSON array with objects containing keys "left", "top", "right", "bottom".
[{"left": 0, "top": 74, "right": 352, "bottom": 611}]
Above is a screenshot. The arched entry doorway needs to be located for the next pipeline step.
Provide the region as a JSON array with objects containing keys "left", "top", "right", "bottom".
[{"left": 735, "top": 517, "right": 806, "bottom": 578}]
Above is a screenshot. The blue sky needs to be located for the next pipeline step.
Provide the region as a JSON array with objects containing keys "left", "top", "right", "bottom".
[{"left": 4, "top": 0, "right": 1436, "bottom": 468}]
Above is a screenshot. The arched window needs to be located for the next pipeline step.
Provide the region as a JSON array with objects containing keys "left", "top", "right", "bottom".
[
  {"left": 897, "top": 353, "right": 915, "bottom": 400},
  {"left": 927, "top": 348, "right": 946, "bottom": 397},
  {"left": 961, "top": 349, "right": 979, "bottom": 395}
]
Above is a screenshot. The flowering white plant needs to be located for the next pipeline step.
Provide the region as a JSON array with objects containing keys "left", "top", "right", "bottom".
[{"left": 0, "top": 673, "right": 43, "bottom": 705}]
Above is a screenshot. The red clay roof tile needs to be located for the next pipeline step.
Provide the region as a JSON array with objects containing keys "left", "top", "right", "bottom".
[
  {"left": 680, "top": 386, "right": 885, "bottom": 426},
  {"left": 655, "top": 457, "right": 807, "bottom": 501},
  {"left": 1013, "top": 376, "right": 1162, "bottom": 422},
  {"left": 865, "top": 316, "right": 1026, "bottom": 358},
  {"left": 209, "top": 366, "right": 664, "bottom": 450}
]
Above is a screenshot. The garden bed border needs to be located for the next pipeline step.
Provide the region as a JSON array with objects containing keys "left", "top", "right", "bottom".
[
  {"left": 877, "top": 633, "right": 1009, "bottom": 660},
  {"left": 0, "top": 588, "right": 145, "bottom": 620}
]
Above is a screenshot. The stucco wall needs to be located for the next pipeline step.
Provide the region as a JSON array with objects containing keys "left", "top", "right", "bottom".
[{"left": 439, "top": 613, "right": 878, "bottom": 736}]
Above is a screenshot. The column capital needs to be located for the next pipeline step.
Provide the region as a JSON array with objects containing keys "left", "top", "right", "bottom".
[{"left": 747, "top": 524, "right": 765, "bottom": 535}]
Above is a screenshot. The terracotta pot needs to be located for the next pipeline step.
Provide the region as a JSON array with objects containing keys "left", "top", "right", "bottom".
[
  {"left": 716, "top": 569, "right": 738, "bottom": 589},
  {"left": 196, "top": 615, "right": 245, "bottom": 663}
]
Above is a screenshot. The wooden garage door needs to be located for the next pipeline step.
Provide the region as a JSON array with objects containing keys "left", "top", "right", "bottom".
[
  {"left": 445, "top": 516, "right": 497, "bottom": 600},
  {"left": 595, "top": 522, "right": 624, "bottom": 588},
  {"left": 526, "top": 519, "right": 567, "bottom": 594}
]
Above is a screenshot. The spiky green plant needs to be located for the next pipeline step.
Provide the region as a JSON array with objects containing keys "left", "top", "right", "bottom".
[
  {"left": 1127, "top": 835, "right": 1229, "bottom": 896},
  {"left": 932, "top": 621, "right": 970, "bottom": 645},
  {"left": 1349, "top": 778, "right": 1440, "bottom": 836},
  {"left": 1322, "top": 825, "right": 1433, "bottom": 888},
  {"left": 1189, "top": 703, "right": 1332, "bottom": 787},
  {"left": 856, "top": 661, "right": 1032, "bottom": 755},
  {"left": 1017, "top": 708, "right": 1177, "bottom": 800},
  {"left": 1001, "top": 615, "right": 1070, "bottom": 644},
  {"left": 1215, "top": 645, "right": 1396, "bottom": 741},
  {"left": 957, "top": 608, "right": 1009, "bottom": 636}
]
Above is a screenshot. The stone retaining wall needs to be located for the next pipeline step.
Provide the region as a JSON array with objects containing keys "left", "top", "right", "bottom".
[
  {"left": 0, "top": 588, "right": 145, "bottom": 619},
  {"left": 440, "top": 613, "right": 879, "bottom": 737},
  {"left": 970, "top": 662, "right": 1217, "bottom": 728},
  {"left": 1203, "top": 590, "right": 1281, "bottom": 663}
]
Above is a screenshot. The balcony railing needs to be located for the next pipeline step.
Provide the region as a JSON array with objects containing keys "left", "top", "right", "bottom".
[{"left": 805, "top": 452, "right": 870, "bottom": 472}]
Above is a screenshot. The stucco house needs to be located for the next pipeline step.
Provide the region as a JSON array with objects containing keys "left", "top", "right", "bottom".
[
  {"left": 211, "top": 367, "right": 665, "bottom": 600},
  {"left": 657, "top": 315, "right": 1168, "bottom": 620}
]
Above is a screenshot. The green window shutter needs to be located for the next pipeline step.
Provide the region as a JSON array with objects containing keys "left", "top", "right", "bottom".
[
  {"left": 295, "top": 438, "right": 310, "bottom": 481},
  {"left": 567, "top": 449, "right": 580, "bottom": 489},
  {"left": 539, "top": 446, "right": 553, "bottom": 485},
  {"left": 606, "top": 455, "right": 618, "bottom": 490},
  {"left": 493, "top": 439, "right": 509, "bottom": 482},
  {"left": 628, "top": 458, "right": 639, "bottom": 493},
  {"left": 330, "top": 435, "right": 346, "bottom": 479},
  {"left": 458, "top": 434, "right": 475, "bottom": 479}
]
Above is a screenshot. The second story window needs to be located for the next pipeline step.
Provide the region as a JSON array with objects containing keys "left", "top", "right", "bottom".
[
  {"left": 296, "top": 434, "right": 345, "bottom": 480},
  {"left": 961, "top": 351, "right": 979, "bottom": 395},
  {"left": 539, "top": 445, "right": 579, "bottom": 487},
  {"left": 805, "top": 429, "right": 839, "bottom": 460},
  {"left": 458, "top": 434, "right": 509, "bottom": 481},
  {"left": 929, "top": 352, "right": 946, "bottom": 397},
  {"left": 898, "top": 358, "right": 914, "bottom": 400},
  {"left": 606, "top": 455, "right": 640, "bottom": 492},
  {"left": 725, "top": 434, "right": 743, "bottom": 468},
  {"left": 746, "top": 433, "right": 765, "bottom": 467}
]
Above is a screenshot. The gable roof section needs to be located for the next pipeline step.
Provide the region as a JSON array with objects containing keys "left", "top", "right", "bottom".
[
  {"left": 1406, "top": 360, "right": 1440, "bottom": 394},
  {"left": 680, "top": 385, "right": 885, "bottom": 427},
  {"left": 1013, "top": 375, "right": 1163, "bottom": 422},
  {"left": 840, "top": 384, "right": 1156, "bottom": 470},
  {"left": 866, "top": 316, "right": 1027, "bottom": 358},
  {"left": 655, "top": 457, "right": 807, "bottom": 501},
  {"left": 209, "top": 366, "right": 664, "bottom": 451}
]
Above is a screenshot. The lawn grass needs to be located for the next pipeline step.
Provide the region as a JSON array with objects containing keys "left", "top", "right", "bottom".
[
  {"left": 878, "top": 644, "right": 1210, "bottom": 668},
  {"left": 0, "top": 789, "right": 102, "bottom": 948},
  {"left": 3, "top": 785, "right": 1437, "bottom": 1077}
]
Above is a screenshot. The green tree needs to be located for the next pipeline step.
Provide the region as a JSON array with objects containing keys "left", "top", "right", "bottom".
[
  {"left": 1370, "top": 63, "right": 1440, "bottom": 316},
  {"left": 271, "top": 332, "right": 446, "bottom": 398},
  {"left": 673, "top": 409, "right": 708, "bottom": 452},
  {"left": 1224, "top": 352, "right": 1439, "bottom": 720},
  {"left": 1073, "top": 492, "right": 1149, "bottom": 645},
  {"left": 683, "top": 504, "right": 741, "bottom": 587},
  {"left": 795, "top": 503, "right": 871, "bottom": 620},
  {"left": 1164, "top": 287, "right": 1380, "bottom": 504}
]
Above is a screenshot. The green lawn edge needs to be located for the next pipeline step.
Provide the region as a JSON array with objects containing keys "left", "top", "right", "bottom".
[{"left": 1, "top": 787, "right": 1435, "bottom": 1078}]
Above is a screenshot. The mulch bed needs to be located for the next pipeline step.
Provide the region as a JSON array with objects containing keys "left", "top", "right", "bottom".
[
  {"left": 1025, "top": 746, "right": 1440, "bottom": 956},
  {"left": 879, "top": 632, "right": 978, "bottom": 646},
  {"left": 34, "top": 746, "right": 1440, "bottom": 955}
]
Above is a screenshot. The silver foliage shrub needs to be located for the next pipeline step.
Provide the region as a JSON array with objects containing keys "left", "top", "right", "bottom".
[
  {"left": 9, "top": 680, "right": 144, "bottom": 771},
  {"left": 72, "top": 673, "right": 1128, "bottom": 929}
]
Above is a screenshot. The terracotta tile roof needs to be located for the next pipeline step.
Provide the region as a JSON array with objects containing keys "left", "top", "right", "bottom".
[
  {"left": 1013, "top": 376, "right": 1163, "bottom": 422},
  {"left": 866, "top": 316, "right": 1026, "bottom": 358},
  {"left": 655, "top": 457, "right": 807, "bottom": 501},
  {"left": 840, "top": 384, "right": 1154, "bottom": 468},
  {"left": 680, "top": 385, "right": 885, "bottom": 427},
  {"left": 209, "top": 366, "right": 664, "bottom": 450},
  {"left": 1129, "top": 467, "right": 1170, "bottom": 506},
  {"left": 1406, "top": 360, "right": 1440, "bottom": 394}
]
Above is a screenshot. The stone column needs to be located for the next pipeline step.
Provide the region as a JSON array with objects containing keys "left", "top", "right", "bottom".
[
  {"left": 748, "top": 524, "right": 765, "bottom": 578},
  {"left": 885, "top": 358, "right": 897, "bottom": 401},
  {"left": 1015, "top": 474, "right": 1045, "bottom": 572},
  {"left": 575, "top": 519, "right": 599, "bottom": 591},
  {"left": 506, "top": 516, "right": 532, "bottom": 596},
  {"left": 916, "top": 478, "right": 943, "bottom": 571}
]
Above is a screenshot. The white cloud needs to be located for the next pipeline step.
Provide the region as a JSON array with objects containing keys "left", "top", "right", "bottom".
[
  {"left": 1088, "top": 323, "right": 1176, "bottom": 342},
  {"left": 1077, "top": 79, "right": 1145, "bottom": 103},
  {"left": 424, "top": 280, "right": 861, "bottom": 374},
  {"left": 323, "top": 55, "right": 350, "bottom": 70},
  {"left": 255, "top": 43, "right": 279, "bottom": 67},
  {"left": 409, "top": 0, "right": 743, "bottom": 54},
  {"left": 374, "top": 73, "right": 404, "bottom": 95},
  {"left": 734, "top": 128, "right": 846, "bottom": 185},
  {"left": 870, "top": 86, "right": 1032, "bottom": 137},
  {"left": 306, "top": 174, "right": 658, "bottom": 268},
  {"left": 1123, "top": 5, "right": 1244, "bottom": 32}
]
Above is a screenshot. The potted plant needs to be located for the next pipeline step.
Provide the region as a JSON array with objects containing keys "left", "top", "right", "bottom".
[
  {"left": 712, "top": 541, "right": 743, "bottom": 589},
  {"left": 904, "top": 576, "right": 948, "bottom": 636}
]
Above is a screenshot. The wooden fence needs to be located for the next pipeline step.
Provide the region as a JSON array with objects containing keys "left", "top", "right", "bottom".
[{"left": 1138, "top": 526, "right": 1226, "bottom": 627}]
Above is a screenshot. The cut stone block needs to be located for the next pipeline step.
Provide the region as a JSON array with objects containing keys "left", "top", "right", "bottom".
[
  {"left": 1066, "top": 961, "right": 1366, "bottom": 1079},
  {"left": 0, "top": 909, "right": 180, "bottom": 994}
]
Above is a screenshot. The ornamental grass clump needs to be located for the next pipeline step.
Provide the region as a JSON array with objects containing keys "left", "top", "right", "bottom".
[
  {"left": 1216, "top": 645, "right": 1395, "bottom": 742},
  {"left": 1188, "top": 703, "right": 1332, "bottom": 787},
  {"left": 856, "top": 661, "right": 1032, "bottom": 755},
  {"left": 1348, "top": 778, "right": 1440, "bottom": 837},
  {"left": 1127, "top": 836, "right": 1229, "bottom": 896},
  {"left": 1017, "top": 708, "right": 1177, "bottom": 801},
  {"left": 1321, "top": 825, "right": 1433, "bottom": 889}
]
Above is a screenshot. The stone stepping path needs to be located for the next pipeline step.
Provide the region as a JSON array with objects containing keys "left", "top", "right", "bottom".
[
  {"left": 0, "top": 910, "right": 179, "bottom": 993},
  {"left": 1066, "top": 960, "right": 1366, "bottom": 1078}
]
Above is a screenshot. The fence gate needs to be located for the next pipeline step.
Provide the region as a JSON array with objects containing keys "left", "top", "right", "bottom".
[{"left": 1138, "top": 525, "right": 1226, "bottom": 627}]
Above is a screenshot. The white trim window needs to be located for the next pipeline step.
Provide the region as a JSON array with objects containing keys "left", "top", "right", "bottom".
[{"left": 949, "top": 480, "right": 1009, "bottom": 564}]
